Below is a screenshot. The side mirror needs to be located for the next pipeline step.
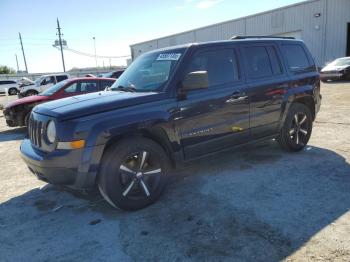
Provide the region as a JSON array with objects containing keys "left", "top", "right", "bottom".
[
  {"left": 104, "top": 86, "right": 110, "bottom": 91},
  {"left": 182, "top": 71, "right": 209, "bottom": 91}
]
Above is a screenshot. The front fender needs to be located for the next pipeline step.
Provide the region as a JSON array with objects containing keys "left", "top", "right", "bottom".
[{"left": 69, "top": 101, "right": 179, "bottom": 188}]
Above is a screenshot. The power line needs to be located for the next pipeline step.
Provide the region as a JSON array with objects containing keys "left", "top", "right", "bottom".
[{"left": 53, "top": 45, "right": 130, "bottom": 59}]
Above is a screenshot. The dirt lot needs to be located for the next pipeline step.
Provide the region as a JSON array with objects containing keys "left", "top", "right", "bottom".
[{"left": 0, "top": 82, "right": 349, "bottom": 262}]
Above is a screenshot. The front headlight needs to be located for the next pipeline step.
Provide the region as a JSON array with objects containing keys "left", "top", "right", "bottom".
[{"left": 46, "top": 120, "right": 56, "bottom": 144}]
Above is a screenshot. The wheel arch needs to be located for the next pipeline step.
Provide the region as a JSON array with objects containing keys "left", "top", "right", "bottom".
[
  {"left": 102, "top": 126, "right": 176, "bottom": 168},
  {"left": 279, "top": 92, "right": 316, "bottom": 131},
  {"left": 293, "top": 95, "right": 315, "bottom": 120}
]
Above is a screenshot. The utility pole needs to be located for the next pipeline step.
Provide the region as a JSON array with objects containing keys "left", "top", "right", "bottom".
[
  {"left": 56, "top": 18, "right": 66, "bottom": 72},
  {"left": 18, "top": 33, "right": 28, "bottom": 73},
  {"left": 93, "top": 37, "right": 97, "bottom": 71},
  {"left": 15, "top": 54, "right": 20, "bottom": 72}
]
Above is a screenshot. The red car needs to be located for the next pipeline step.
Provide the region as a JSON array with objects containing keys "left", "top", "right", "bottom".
[{"left": 3, "top": 77, "right": 115, "bottom": 127}]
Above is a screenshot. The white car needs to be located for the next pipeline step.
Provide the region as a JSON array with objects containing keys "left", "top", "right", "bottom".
[
  {"left": 19, "top": 73, "right": 70, "bottom": 97},
  {"left": 0, "top": 80, "right": 20, "bottom": 95}
]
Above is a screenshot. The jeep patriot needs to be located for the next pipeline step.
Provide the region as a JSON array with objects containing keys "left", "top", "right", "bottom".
[{"left": 20, "top": 37, "right": 322, "bottom": 210}]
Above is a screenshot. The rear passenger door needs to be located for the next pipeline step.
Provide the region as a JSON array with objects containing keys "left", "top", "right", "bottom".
[
  {"left": 177, "top": 46, "right": 250, "bottom": 159},
  {"left": 240, "top": 43, "right": 288, "bottom": 139}
]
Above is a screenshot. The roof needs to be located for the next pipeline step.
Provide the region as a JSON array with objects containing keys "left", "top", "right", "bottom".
[
  {"left": 67, "top": 77, "right": 116, "bottom": 82},
  {"left": 142, "top": 38, "right": 303, "bottom": 53}
]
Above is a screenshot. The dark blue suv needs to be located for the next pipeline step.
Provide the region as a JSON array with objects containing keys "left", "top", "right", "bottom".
[{"left": 20, "top": 37, "right": 321, "bottom": 210}]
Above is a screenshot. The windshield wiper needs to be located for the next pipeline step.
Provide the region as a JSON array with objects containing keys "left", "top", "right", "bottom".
[{"left": 115, "top": 85, "right": 136, "bottom": 93}]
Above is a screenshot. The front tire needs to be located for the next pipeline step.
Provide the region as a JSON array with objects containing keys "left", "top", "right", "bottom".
[
  {"left": 278, "top": 103, "right": 313, "bottom": 152},
  {"left": 98, "top": 137, "right": 171, "bottom": 210},
  {"left": 25, "top": 90, "right": 38, "bottom": 96},
  {"left": 24, "top": 111, "right": 31, "bottom": 126}
]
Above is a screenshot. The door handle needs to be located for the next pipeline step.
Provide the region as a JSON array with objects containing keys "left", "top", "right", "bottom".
[
  {"left": 226, "top": 92, "right": 248, "bottom": 103},
  {"left": 231, "top": 91, "right": 241, "bottom": 99}
]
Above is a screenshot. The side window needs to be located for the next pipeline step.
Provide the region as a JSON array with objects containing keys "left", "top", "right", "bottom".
[
  {"left": 100, "top": 80, "right": 115, "bottom": 90},
  {"left": 41, "top": 77, "right": 51, "bottom": 85},
  {"left": 112, "top": 71, "right": 123, "bottom": 78},
  {"left": 281, "top": 44, "right": 311, "bottom": 72},
  {"left": 80, "top": 81, "right": 99, "bottom": 93},
  {"left": 50, "top": 76, "right": 56, "bottom": 84},
  {"left": 243, "top": 46, "right": 273, "bottom": 79},
  {"left": 56, "top": 75, "right": 68, "bottom": 82},
  {"left": 267, "top": 46, "right": 283, "bottom": 75},
  {"left": 64, "top": 82, "right": 78, "bottom": 93},
  {"left": 186, "top": 48, "right": 239, "bottom": 88}
]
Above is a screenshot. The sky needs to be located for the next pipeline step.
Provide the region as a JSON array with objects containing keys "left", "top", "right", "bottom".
[{"left": 0, "top": 0, "right": 304, "bottom": 73}]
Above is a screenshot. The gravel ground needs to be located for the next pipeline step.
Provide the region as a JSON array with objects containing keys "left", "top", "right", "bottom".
[{"left": 0, "top": 82, "right": 349, "bottom": 262}]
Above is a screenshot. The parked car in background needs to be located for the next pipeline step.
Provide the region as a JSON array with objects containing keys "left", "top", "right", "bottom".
[
  {"left": 20, "top": 37, "right": 321, "bottom": 210},
  {"left": 320, "top": 57, "right": 350, "bottom": 82},
  {"left": 85, "top": 74, "right": 96, "bottom": 77},
  {"left": 18, "top": 77, "right": 35, "bottom": 88},
  {"left": 18, "top": 73, "right": 70, "bottom": 97},
  {"left": 0, "top": 80, "right": 20, "bottom": 95},
  {"left": 4, "top": 77, "right": 115, "bottom": 127},
  {"left": 100, "top": 70, "right": 124, "bottom": 79}
]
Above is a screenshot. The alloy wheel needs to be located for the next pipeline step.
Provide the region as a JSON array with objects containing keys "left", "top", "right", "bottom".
[
  {"left": 119, "top": 151, "right": 162, "bottom": 200},
  {"left": 289, "top": 112, "right": 309, "bottom": 146}
]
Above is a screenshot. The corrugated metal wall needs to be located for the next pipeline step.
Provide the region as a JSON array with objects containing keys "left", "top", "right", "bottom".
[
  {"left": 130, "top": 0, "right": 350, "bottom": 66},
  {"left": 324, "top": 0, "right": 350, "bottom": 63}
]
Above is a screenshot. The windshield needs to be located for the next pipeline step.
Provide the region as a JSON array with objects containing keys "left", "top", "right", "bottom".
[
  {"left": 40, "top": 80, "right": 68, "bottom": 96},
  {"left": 110, "top": 49, "right": 184, "bottom": 92},
  {"left": 330, "top": 58, "right": 350, "bottom": 67}
]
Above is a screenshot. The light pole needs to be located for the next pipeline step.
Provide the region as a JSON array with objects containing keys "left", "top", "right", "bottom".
[{"left": 93, "top": 37, "right": 97, "bottom": 72}]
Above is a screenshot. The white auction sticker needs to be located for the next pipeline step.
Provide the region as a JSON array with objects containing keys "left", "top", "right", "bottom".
[{"left": 156, "top": 53, "right": 181, "bottom": 61}]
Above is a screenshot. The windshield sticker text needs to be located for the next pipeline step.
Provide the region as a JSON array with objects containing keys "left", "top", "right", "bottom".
[{"left": 156, "top": 53, "right": 181, "bottom": 61}]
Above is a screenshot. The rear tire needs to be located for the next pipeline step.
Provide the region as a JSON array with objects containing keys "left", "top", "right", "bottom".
[
  {"left": 98, "top": 137, "right": 171, "bottom": 210},
  {"left": 8, "top": 88, "right": 18, "bottom": 95},
  {"left": 278, "top": 103, "right": 313, "bottom": 152}
]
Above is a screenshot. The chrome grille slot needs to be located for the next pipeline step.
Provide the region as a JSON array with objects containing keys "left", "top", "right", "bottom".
[{"left": 29, "top": 117, "right": 43, "bottom": 148}]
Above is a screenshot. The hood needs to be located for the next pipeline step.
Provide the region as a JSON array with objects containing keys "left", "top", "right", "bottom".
[
  {"left": 321, "top": 64, "right": 350, "bottom": 72},
  {"left": 5, "top": 95, "right": 49, "bottom": 109},
  {"left": 33, "top": 91, "right": 164, "bottom": 120}
]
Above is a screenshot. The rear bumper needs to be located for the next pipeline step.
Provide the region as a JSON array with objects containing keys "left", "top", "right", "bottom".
[{"left": 20, "top": 139, "right": 82, "bottom": 185}]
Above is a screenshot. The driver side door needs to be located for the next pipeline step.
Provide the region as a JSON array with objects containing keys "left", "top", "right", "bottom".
[{"left": 175, "top": 46, "right": 250, "bottom": 159}]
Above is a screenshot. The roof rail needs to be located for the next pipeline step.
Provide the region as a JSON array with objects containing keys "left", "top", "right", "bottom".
[{"left": 230, "top": 35, "right": 295, "bottom": 40}]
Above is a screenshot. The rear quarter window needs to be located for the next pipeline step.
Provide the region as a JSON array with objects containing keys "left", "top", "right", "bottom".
[{"left": 281, "top": 44, "right": 313, "bottom": 73}]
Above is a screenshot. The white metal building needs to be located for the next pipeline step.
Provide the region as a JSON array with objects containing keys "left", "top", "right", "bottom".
[{"left": 130, "top": 0, "right": 350, "bottom": 66}]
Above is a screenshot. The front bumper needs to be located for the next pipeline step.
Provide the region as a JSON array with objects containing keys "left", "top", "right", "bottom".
[
  {"left": 3, "top": 108, "right": 21, "bottom": 127},
  {"left": 20, "top": 139, "right": 83, "bottom": 185},
  {"left": 320, "top": 72, "right": 345, "bottom": 80}
]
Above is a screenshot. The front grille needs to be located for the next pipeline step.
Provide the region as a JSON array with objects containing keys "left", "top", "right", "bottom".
[{"left": 28, "top": 117, "right": 43, "bottom": 148}]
